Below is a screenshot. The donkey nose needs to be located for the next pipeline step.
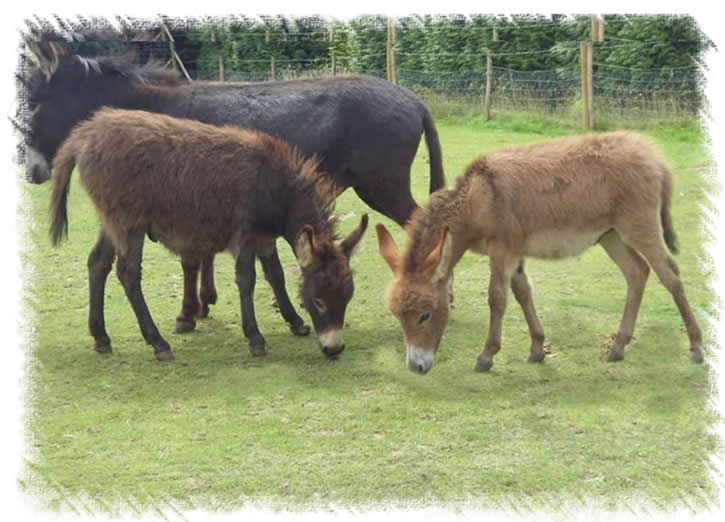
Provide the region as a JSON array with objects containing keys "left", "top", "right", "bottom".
[
  {"left": 408, "top": 358, "right": 432, "bottom": 374},
  {"left": 28, "top": 163, "right": 49, "bottom": 184},
  {"left": 318, "top": 329, "right": 344, "bottom": 359},
  {"left": 406, "top": 346, "right": 434, "bottom": 375},
  {"left": 322, "top": 344, "right": 345, "bottom": 359}
]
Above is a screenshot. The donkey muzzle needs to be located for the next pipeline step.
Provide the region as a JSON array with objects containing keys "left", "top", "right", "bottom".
[
  {"left": 318, "top": 328, "right": 345, "bottom": 359},
  {"left": 25, "top": 147, "right": 51, "bottom": 184},
  {"left": 407, "top": 346, "right": 434, "bottom": 374}
]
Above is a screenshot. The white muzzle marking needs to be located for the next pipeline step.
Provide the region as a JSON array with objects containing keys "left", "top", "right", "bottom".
[
  {"left": 27, "top": 146, "right": 49, "bottom": 169},
  {"left": 319, "top": 329, "right": 344, "bottom": 348},
  {"left": 407, "top": 346, "right": 434, "bottom": 374}
]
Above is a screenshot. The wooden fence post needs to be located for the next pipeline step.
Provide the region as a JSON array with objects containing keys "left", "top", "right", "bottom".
[
  {"left": 582, "top": 15, "right": 604, "bottom": 129},
  {"left": 484, "top": 54, "right": 493, "bottom": 120},
  {"left": 266, "top": 29, "right": 276, "bottom": 80},
  {"left": 330, "top": 28, "right": 337, "bottom": 76},
  {"left": 386, "top": 18, "right": 396, "bottom": 84},
  {"left": 211, "top": 29, "right": 225, "bottom": 81},
  {"left": 160, "top": 20, "right": 192, "bottom": 82},
  {"left": 580, "top": 41, "right": 593, "bottom": 130},
  {"left": 483, "top": 26, "right": 498, "bottom": 120},
  {"left": 592, "top": 15, "right": 605, "bottom": 43}
]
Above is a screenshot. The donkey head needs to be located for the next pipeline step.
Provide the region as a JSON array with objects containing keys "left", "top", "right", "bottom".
[
  {"left": 22, "top": 36, "right": 72, "bottom": 183},
  {"left": 376, "top": 224, "right": 454, "bottom": 375},
  {"left": 296, "top": 214, "right": 368, "bottom": 359}
]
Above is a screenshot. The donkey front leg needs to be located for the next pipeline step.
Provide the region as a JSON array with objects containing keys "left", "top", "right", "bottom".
[
  {"left": 510, "top": 260, "right": 547, "bottom": 363},
  {"left": 257, "top": 239, "right": 310, "bottom": 337},
  {"left": 475, "top": 252, "right": 518, "bottom": 372},
  {"left": 175, "top": 258, "right": 201, "bottom": 333},
  {"left": 198, "top": 255, "right": 217, "bottom": 318},
  {"left": 235, "top": 246, "right": 266, "bottom": 356},
  {"left": 116, "top": 227, "right": 173, "bottom": 361},
  {"left": 87, "top": 230, "right": 115, "bottom": 354}
]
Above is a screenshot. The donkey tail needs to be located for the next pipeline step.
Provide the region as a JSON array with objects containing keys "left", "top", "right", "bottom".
[
  {"left": 659, "top": 161, "right": 679, "bottom": 255},
  {"left": 49, "top": 139, "right": 78, "bottom": 246},
  {"left": 422, "top": 107, "right": 445, "bottom": 193}
]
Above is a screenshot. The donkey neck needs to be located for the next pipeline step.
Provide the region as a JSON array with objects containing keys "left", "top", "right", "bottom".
[
  {"left": 281, "top": 183, "right": 335, "bottom": 254},
  {"left": 404, "top": 181, "right": 472, "bottom": 277}
]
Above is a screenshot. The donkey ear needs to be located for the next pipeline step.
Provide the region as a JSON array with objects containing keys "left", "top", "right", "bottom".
[
  {"left": 339, "top": 214, "right": 368, "bottom": 260},
  {"left": 422, "top": 226, "right": 453, "bottom": 283},
  {"left": 25, "top": 39, "right": 64, "bottom": 81},
  {"left": 295, "top": 225, "right": 317, "bottom": 268},
  {"left": 376, "top": 223, "right": 401, "bottom": 273}
]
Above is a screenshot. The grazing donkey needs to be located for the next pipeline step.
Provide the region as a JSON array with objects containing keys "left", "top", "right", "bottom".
[
  {"left": 50, "top": 108, "right": 367, "bottom": 362},
  {"left": 376, "top": 132, "right": 704, "bottom": 374},
  {"left": 21, "top": 35, "right": 444, "bottom": 325}
]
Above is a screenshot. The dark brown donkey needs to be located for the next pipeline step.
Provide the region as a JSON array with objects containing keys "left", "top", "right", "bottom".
[
  {"left": 376, "top": 132, "right": 704, "bottom": 375},
  {"left": 50, "top": 108, "right": 368, "bottom": 361},
  {"left": 21, "top": 35, "right": 444, "bottom": 328}
]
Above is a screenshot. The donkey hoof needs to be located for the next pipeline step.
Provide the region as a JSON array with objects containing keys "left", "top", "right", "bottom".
[
  {"left": 475, "top": 357, "right": 494, "bottom": 372},
  {"left": 527, "top": 352, "right": 545, "bottom": 363},
  {"left": 94, "top": 336, "right": 112, "bottom": 354},
  {"left": 174, "top": 317, "right": 197, "bottom": 333},
  {"left": 690, "top": 348, "right": 704, "bottom": 364},
  {"left": 248, "top": 335, "right": 267, "bottom": 357},
  {"left": 606, "top": 350, "right": 624, "bottom": 363},
  {"left": 155, "top": 349, "right": 175, "bottom": 362},
  {"left": 248, "top": 343, "right": 267, "bottom": 357},
  {"left": 289, "top": 322, "right": 311, "bottom": 337}
]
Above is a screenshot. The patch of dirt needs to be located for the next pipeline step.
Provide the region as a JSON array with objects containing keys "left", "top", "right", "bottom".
[
  {"left": 316, "top": 429, "right": 343, "bottom": 437},
  {"left": 542, "top": 341, "right": 560, "bottom": 359}
]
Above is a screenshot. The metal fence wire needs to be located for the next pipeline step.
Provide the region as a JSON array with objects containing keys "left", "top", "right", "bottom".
[{"left": 15, "top": 15, "right": 710, "bottom": 137}]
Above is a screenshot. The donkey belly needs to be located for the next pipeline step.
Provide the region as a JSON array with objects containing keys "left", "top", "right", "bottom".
[
  {"left": 149, "top": 221, "right": 234, "bottom": 258},
  {"left": 522, "top": 228, "right": 610, "bottom": 259}
]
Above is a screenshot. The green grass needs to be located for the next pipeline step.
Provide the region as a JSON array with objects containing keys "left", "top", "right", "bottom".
[{"left": 20, "top": 114, "right": 719, "bottom": 514}]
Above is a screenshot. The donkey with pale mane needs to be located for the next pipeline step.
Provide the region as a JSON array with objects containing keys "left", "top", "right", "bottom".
[
  {"left": 50, "top": 108, "right": 367, "bottom": 361},
  {"left": 377, "top": 132, "right": 704, "bottom": 374}
]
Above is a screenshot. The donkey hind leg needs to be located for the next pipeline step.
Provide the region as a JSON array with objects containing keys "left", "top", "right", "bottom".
[
  {"left": 510, "top": 260, "right": 546, "bottom": 363},
  {"left": 619, "top": 226, "right": 704, "bottom": 363},
  {"left": 198, "top": 255, "right": 217, "bottom": 318},
  {"left": 598, "top": 230, "right": 650, "bottom": 362},
  {"left": 235, "top": 245, "right": 266, "bottom": 356},
  {"left": 116, "top": 227, "right": 173, "bottom": 361},
  {"left": 258, "top": 241, "right": 310, "bottom": 337},
  {"left": 175, "top": 258, "right": 201, "bottom": 334},
  {"left": 88, "top": 230, "right": 116, "bottom": 354},
  {"left": 475, "top": 251, "right": 519, "bottom": 372},
  {"left": 351, "top": 166, "right": 418, "bottom": 227}
]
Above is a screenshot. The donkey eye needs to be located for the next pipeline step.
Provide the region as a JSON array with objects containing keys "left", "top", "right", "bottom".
[
  {"left": 418, "top": 311, "right": 432, "bottom": 325},
  {"left": 313, "top": 297, "right": 327, "bottom": 313}
]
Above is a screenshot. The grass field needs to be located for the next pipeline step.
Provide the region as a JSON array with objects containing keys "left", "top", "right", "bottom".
[{"left": 19, "top": 114, "right": 720, "bottom": 514}]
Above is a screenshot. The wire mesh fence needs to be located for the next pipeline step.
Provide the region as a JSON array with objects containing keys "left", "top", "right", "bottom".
[
  {"left": 17, "top": 14, "right": 711, "bottom": 129},
  {"left": 175, "top": 48, "right": 707, "bottom": 125}
]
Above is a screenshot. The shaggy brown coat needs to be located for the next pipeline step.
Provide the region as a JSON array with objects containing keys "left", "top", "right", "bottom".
[
  {"left": 51, "top": 108, "right": 367, "bottom": 361},
  {"left": 377, "top": 131, "right": 703, "bottom": 374}
]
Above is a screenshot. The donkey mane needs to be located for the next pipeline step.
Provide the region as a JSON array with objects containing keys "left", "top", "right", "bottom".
[
  {"left": 69, "top": 54, "right": 183, "bottom": 86},
  {"left": 404, "top": 170, "right": 476, "bottom": 273},
  {"left": 277, "top": 140, "right": 340, "bottom": 239}
]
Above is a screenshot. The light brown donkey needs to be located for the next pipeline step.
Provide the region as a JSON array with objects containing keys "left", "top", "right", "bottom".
[{"left": 376, "top": 131, "right": 704, "bottom": 375}]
